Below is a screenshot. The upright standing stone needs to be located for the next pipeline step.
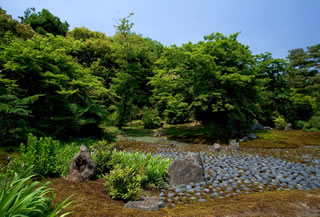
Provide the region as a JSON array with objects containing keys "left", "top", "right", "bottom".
[
  {"left": 229, "top": 139, "right": 239, "bottom": 151},
  {"left": 67, "top": 145, "right": 96, "bottom": 182},
  {"left": 168, "top": 152, "right": 204, "bottom": 185}
]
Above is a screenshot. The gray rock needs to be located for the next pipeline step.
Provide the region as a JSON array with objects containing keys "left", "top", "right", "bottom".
[
  {"left": 125, "top": 197, "right": 165, "bottom": 211},
  {"left": 284, "top": 123, "right": 292, "bottom": 131},
  {"left": 66, "top": 145, "right": 96, "bottom": 182},
  {"left": 198, "top": 198, "right": 207, "bottom": 202},
  {"left": 247, "top": 133, "right": 257, "bottom": 140},
  {"left": 229, "top": 140, "right": 239, "bottom": 151},
  {"left": 240, "top": 137, "right": 249, "bottom": 142},
  {"left": 264, "top": 126, "right": 272, "bottom": 130},
  {"left": 251, "top": 122, "right": 265, "bottom": 130},
  {"left": 212, "top": 143, "right": 221, "bottom": 151},
  {"left": 168, "top": 152, "right": 204, "bottom": 185}
]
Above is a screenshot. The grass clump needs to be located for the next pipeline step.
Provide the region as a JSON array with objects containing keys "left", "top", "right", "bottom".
[{"left": 0, "top": 165, "right": 73, "bottom": 217}]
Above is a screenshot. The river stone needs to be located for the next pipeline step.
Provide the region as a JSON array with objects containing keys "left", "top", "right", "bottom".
[
  {"left": 168, "top": 152, "right": 204, "bottom": 185},
  {"left": 66, "top": 145, "right": 96, "bottom": 182},
  {"left": 125, "top": 197, "right": 164, "bottom": 211}
]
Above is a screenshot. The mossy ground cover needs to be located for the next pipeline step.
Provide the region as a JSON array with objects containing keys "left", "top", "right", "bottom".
[{"left": 50, "top": 177, "right": 320, "bottom": 217}]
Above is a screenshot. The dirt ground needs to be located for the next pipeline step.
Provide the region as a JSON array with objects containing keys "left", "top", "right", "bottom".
[{"left": 50, "top": 178, "right": 320, "bottom": 217}]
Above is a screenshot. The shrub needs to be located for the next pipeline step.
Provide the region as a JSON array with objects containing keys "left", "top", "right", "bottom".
[
  {"left": 295, "top": 120, "right": 306, "bottom": 130},
  {"left": 304, "top": 115, "right": 320, "bottom": 131},
  {"left": 20, "top": 133, "right": 60, "bottom": 176},
  {"left": 91, "top": 140, "right": 115, "bottom": 176},
  {"left": 143, "top": 155, "right": 171, "bottom": 189},
  {"left": 0, "top": 166, "right": 73, "bottom": 217},
  {"left": 108, "top": 150, "right": 171, "bottom": 190},
  {"left": 142, "top": 107, "right": 162, "bottom": 129},
  {"left": 55, "top": 143, "right": 81, "bottom": 177},
  {"left": 309, "top": 127, "right": 320, "bottom": 132},
  {"left": 273, "top": 115, "right": 287, "bottom": 130},
  {"left": 104, "top": 165, "right": 144, "bottom": 201}
]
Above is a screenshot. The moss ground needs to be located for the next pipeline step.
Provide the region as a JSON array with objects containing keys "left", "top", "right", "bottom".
[{"left": 50, "top": 178, "right": 320, "bottom": 217}]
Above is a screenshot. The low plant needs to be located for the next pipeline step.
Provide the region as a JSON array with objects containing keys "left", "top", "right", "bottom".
[
  {"left": 108, "top": 150, "right": 171, "bottom": 190},
  {"left": 143, "top": 155, "right": 171, "bottom": 189},
  {"left": 295, "top": 120, "right": 306, "bottom": 130},
  {"left": 273, "top": 115, "right": 287, "bottom": 130},
  {"left": 303, "top": 115, "right": 320, "bottom": 132},
  {"left": 55, "top": 143, "right": 81, "bottom": 177},
  {"left": 0, "top": 165, "right": 73, "bottom": 217},
  {"left": 91, "top": 140, "right": 115, "bottom": 176},
  {"left": 20, "top": 133, "right": 60, "bottom": 176},
  {"left": 104, "top": 165, "right": 144, "bottom": 201}
]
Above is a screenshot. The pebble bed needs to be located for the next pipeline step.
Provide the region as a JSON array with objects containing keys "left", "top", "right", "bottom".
[{"left": 155, "top": 148, "right": 320, "bottom": 207}]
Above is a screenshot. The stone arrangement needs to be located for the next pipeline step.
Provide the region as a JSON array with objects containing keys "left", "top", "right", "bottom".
[{"left": 158, "top": 151, "right": 320, "bottom": 207}]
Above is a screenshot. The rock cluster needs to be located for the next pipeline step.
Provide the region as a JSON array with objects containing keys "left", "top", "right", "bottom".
[{"left": 159, "top": 151, "right": 320, "bottom": 206}]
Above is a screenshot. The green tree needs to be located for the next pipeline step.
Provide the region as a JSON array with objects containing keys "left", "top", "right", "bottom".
[
  {"left": 22, "top": 7, "right": 69, "bottom": 36},
  {"left": 0, "top": 34, "right": 108, "bottom": 142},
  {"left": 254, "top": 52, "right": 292, "bottom": 125},
  {"left": 0, "top": 8, "right": 34, "bottom": 43}
]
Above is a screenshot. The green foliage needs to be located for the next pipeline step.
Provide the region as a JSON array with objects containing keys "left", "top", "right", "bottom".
[
  {"left": 304, "top": 115, "right": 320, "bottom": 132},
  {"left": 108, "top": 150, "right": 171, "bottom": 190},
  {"left": 143, "top": 155, "right": 171, "bottom": 189},
  {"left": 142, "top": 107, "right": 162, "bottom": 129},
  {"left": 295, "top": 120, "right": 306, "bottom": 130},
  {"left": 55, "top": 143, "right": 81, "bottom": 177},
  {"left": 164, "top": 95, "right": 189, "bottom": 124},
  {"left": 91, "top": 140, "right": 115, "bottom": 175},
  {"left": 0, "top": 8, "right": 34, "bottom": 42},
  {"left": 273, "top": 115, "right": 287, "bottom": 130},
  {"left": 23, "top": 8, "right": 69, "bottom": 36},
  {"left": 20, "top": 133, "right": 60, "bottom": 176},
  {"left": 0, "top": 33, "right": 108, "bottom": 140},
  {"left": 104, "top": 165, "right": 143, "bottom": 201},
  {"left": 0, "top": 166, "right": 73, "bottom": 217}
]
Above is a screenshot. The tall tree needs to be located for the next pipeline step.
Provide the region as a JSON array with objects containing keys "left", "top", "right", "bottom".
[{"left": 22, "top": 8, "right": 69, "bottom": 36}]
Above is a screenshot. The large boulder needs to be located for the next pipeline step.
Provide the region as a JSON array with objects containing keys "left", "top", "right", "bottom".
[
  {"left": 66, "top": 145, "right": 96, "bottom": 182},
  {"left": 125, "top": 196, "right": 164, "bottom": 211},
  {"left": 168, "top": 152, "right": 204, "bottom": 185}
]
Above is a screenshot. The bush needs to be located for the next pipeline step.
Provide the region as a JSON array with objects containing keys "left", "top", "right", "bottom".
[
  {"left": 304, "top": 115, "right": 320, "bottom": 131},
  {"left": 143, "top": 155, "right": 171, "bottom": 189},
  {"left": 142, "top": 107, "right": 162, "bottom": 129},
  {"left": 91, "top": 140, "right": 115, "bottom": 176},
  {"left": 20, "top": 133, "right": 60, "bottom": 176},
  {"left": 108, "top": 150, "right": 171, "bottom": 190},
  {"left": 295, "top": 120, "right": 306, "bottom": 130},
  {"left": 0, "top": 165, "right": 73, "bottom": 217},
  {"left": 104, "top": 165, "right": 144, "bottom": 201},
  {"left": 55, "top": 143, "right": 81, "bottom": 177},
  {"left": 309, "top": 127, "right": 320, "bottom": 132},
  {"left": 273, "top": 115, "right": 287, "bottom": 130},
  {"left": 20, "top": 133, "right": 82, "bottom": 177}
]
